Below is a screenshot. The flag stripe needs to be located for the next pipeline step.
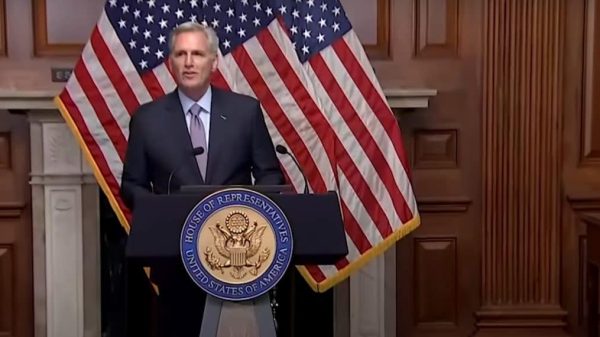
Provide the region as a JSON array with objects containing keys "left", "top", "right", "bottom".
[
  {"left": 242, "top": 34, "right": 336, "bottom": 187},
  {"left": 333, "top": 37, "right": 417, "bottom": 216},
  {"left": 335, "top": 256, "right": 349, "bottom": 269},
  {"left": 90, "top": 27, "right": 140, "bottom": 115},
  {"left": 60, "top": 89, "right": 126, "bottom": 213},
  {"left": 227, "top": 44, "right": 356, "bottom": 282},
  {"left": 301, "top": 59, "right": 401, "bottom": 231},
  {"left": 216, "top": 53, "right": 308, "bottom": 192},
  {"left": 73, "top": 60, "right": 127, "bottom": 160},
  {"left": 81, "top": 42, "right": 131, "bottom": 139},
  {"left": 256, "top": 27, "right": 335, "bottom": 165},
  {"left": 230, "top": 46, "right": 329, "bottom": 193},
  {"left": 324, "top": 39, "right": 418, "bottom": 218},
  {"left": 343, "top": 229, "right": 365, "bottom": 264},
  {"left": 97, "top": 11, "right": 152, "bottom": 104},
  {"left": 211, "top": 69, "right": 231, "bottom": 90},
  {"left": 263, "top": 22, "right": 385, "bottom": 252},
  {"left": 304, "top": 265, "right": 326, "bottom": 283},
  {"left": 310, "top": 54, "right": 404, "bottom": 234},
  {"left": 64, "top": 77, "right": 124, "bottom": 185},
  {"left": 253, "top": 27, "right": 384, "bottom": 248},
  {"left": 336, "top": 168, "right": 383, "bottom": 249},
  {"left": 339, "top": 200, "right": 371, "bottom": 254},
  {"left": 152, "top": 63, "right": 177, "bottom": 93},
  {"left": 141, "top": 70, "right": 166, "bottom": 99},
  {"left": 327, "top": 41, "right": 417, "bottom": 221},
  {"left": 334, "top": 36, "right": 410, "bottom": 170}
]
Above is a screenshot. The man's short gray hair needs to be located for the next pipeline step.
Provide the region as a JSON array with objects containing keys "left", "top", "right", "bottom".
[{"left": 168, "top": 22, "right": 219, "bottom": 56}]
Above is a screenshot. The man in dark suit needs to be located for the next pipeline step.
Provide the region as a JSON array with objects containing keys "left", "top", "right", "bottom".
[{"left": 120, "top": 21, "right": 284, "bottom": 337}]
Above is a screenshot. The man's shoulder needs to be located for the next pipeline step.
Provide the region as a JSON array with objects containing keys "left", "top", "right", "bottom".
[{"left": 132, "top": 93, "right": 173, "bottom": 120}]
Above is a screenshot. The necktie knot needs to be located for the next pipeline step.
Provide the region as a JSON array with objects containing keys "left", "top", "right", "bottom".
[{"left": 189, "top": 104, "right": 202, "bottom": 118}]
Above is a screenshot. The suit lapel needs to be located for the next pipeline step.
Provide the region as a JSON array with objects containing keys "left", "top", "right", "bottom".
[
  {"left": 164, "top": 90, "right": 204, "bottom": 184},
  {"left": 205, "top": 88, "right": 228, "bottom": 183}
]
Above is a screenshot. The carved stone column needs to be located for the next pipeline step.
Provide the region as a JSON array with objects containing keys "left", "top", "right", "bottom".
[
  {"left": 28, "top": 108, "right": 101, "bottom": 337},
  {"left": 0, "top": 90, "right": 104, "bottom": 337},
  {"left": 476, "top": 0, "right": 567, "bottom": 335}
]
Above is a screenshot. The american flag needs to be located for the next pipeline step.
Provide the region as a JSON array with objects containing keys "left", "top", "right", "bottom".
[{"left": 55, "top": 0, "right": 420, "bottom": 292}]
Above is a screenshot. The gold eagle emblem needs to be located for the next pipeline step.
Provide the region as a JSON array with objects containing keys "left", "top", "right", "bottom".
[{"left": 204, "top": 211, "right": 270, "bottom": 279}]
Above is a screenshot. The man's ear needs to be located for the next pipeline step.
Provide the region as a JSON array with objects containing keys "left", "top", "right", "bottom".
[{"left": 211, "top": 55, "right": 218, "bottom": 72}]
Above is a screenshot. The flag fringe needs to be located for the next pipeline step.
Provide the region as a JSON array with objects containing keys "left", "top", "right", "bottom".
[{"left": 296, "top": 214, "right": 421, "bottom": 293}]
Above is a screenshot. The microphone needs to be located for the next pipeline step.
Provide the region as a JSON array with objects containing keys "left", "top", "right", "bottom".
[
  {"left": 167, "top": 147, "right": 205, "bottom": 195},
  {"left": 275, "top": 144, "right": 309, "bottom": 194}
]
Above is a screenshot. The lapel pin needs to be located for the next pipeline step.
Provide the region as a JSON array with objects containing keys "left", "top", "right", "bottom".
[{"left": 220, "top": 114, "right": 227, "bottom": 120}]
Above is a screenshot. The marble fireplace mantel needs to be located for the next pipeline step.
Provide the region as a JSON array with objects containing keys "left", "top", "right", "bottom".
[
  {"left": 1, "top": 88, "right": 436, "bottom": 337},
  {"left": 0, "top": 88, "right": 437, "bottom": 110}
]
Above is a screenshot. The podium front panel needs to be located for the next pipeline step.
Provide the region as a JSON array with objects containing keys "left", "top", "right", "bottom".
[{"left": 125, "top": 191, "right": 348, "bottom": 266}]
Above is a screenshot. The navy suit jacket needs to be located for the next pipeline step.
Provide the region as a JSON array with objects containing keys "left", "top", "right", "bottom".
[{"left": 120, "top": 87, "right": 284, "bottom": 209}]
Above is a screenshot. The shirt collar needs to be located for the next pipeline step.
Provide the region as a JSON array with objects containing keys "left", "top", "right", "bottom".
[{"left": 178, "top": 86, "right": 212, "bottom": 114}]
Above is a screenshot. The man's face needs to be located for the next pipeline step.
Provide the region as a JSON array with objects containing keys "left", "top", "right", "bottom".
[{"left": 169, "top": 31, "right": 218, "bottom": 98}]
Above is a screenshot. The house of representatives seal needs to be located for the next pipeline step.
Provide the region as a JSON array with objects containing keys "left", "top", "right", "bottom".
[{"left": 180, "top": 188, "right": 293, "bottom": 301}]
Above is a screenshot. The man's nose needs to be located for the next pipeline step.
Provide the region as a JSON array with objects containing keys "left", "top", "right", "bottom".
[{"left": 184, "top": 54, "right": 193, "bottom": 66}]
